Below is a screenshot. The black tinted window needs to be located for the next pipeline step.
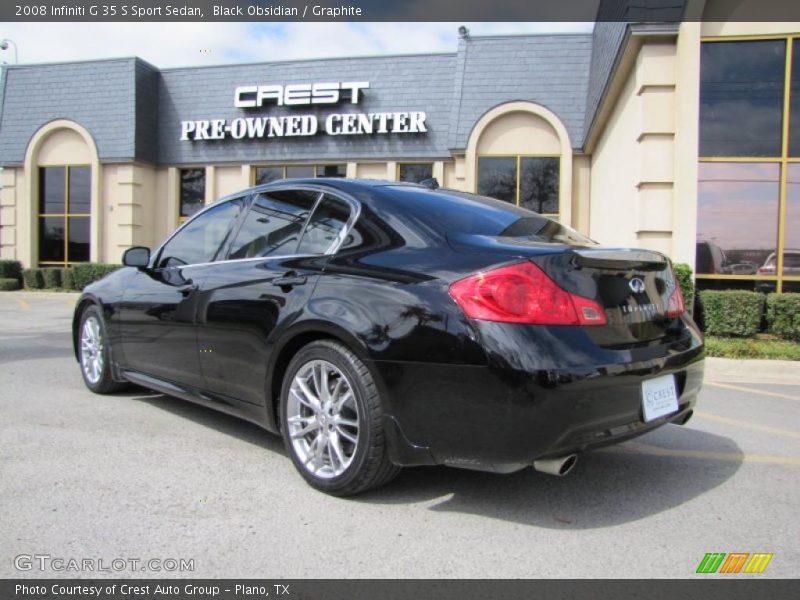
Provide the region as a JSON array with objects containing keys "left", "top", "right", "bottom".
[
  {"left": 68, "top": 167, "right": 91, "bottom": 214},
  {"left": 229, "top": 190, "right": 319, "bottom": 259},
  {"left": 791, "top": 41, "right": 800, "bottom": 157},
  {"left": 158, "top": 199, "right": 242, "bottom": 268},
  {"left": 520, "top": 157, "right": 559, "bottom": 214},
  {"left": 317, "top": 164, "right": 346, "bottom": 178},
  {"left": 399, "top": 163, "right": 433, "bottom": 183},
  {"left": 39, "top": 167, "right": 65, "bottom": 214},
  {"left": 297, "top": 195, "right": 351, "bottom": 255},
  {"left": 385, "top": 187, "right": 594, "bottom": 244},
  {"left": 179, "top": 168, "right": 206, "bottom": 218},
  {"left": 700, "top": 40, "right": 786, "bottom": 157},
  {"left": 478, "top": 157, "right": 516, "bottom": 203}
]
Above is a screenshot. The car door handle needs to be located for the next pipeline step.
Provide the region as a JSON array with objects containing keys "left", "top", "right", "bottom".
[
  {"left": 273, "top": 273, "right": 307, "bottom": 288},
  {"left": 178, "top": 283, "right": 198, "bottom": 296}
]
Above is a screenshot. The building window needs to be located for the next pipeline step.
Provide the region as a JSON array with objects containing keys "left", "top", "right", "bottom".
[
  {"left": 285, "top": 165, "right": 315, "bottom": 179},
  {"left": 316, "top": 164, "right": 346, "bottom": 178},
  {"left": 398, "top": 163, "right": 433, "bottom": 183},
  {"left": 179, "top": 168, "right": 205, "bottom": 220},
  {"left": 698, "top": 36, "right": 800, "bottom": 293},
  {"left": 254, "top": 164, "right": 347, "bottom": 186},
  {"left": 477, "top": 155, "right": 560, "bottom": 217},
  {"left": 696, "top": 163, "right": 780, "bottom": 277},
  {"left": 254, "top": 166, "right": 283, "bottom": 185},
  {"left": 38, "top": 166, "right": 91, "bottom": 266},
  {"left": 700, "top": 40, "right": 786, "bottom": 157}
]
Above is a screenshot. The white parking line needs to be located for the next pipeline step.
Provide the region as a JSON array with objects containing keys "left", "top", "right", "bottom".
[
  {"left": 705, "top": 381, "right": 800, "bottom": 402},
  {"left": 694, "top": 410, "right": 800, "bottom": 440}
]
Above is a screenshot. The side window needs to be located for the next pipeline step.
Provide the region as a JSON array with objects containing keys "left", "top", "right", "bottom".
[
  {"left": 297, "top": 194, "right": 352, "bottom": 255},
  {"left": 157, "top": 199, "right": 242, "bottom": 268},
  {"left": 228, "top": 190, "right": 319, "bottom": 259}
]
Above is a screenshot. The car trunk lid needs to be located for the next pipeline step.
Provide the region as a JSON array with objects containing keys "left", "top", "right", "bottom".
[{"left": 448, "top": 233, "right": 684, "bottom": 347}]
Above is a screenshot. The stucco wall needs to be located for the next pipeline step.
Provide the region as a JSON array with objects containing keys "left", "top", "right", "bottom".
[{"left": 590, "top": 40, "right": 679, "bottom": 257}]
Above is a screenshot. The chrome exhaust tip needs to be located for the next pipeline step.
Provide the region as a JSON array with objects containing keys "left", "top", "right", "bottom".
[{"left": 533, "top": 454, "right": 578, "bottom": 477}]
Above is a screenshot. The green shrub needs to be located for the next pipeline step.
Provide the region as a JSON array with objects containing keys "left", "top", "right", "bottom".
[
  {"left": 0, "top": 259, "right": 23, "bottom": 281},
  {"left": 71, "top": 263, "right": 121, "bottom": 291},
  {"left": 61, "top": 268, "right": 75, "bottom": 291},
  {"left": 672, "top": 263, "right": 694, "bottom": 316},
  {"left": 42, "top": 267, "right": 62, "bottom": 289},
  {"left": 0, "top": 277, "right": 20, "bottom": 291},
  {"left": 705, "top": 335, "right": 800, "bottom": 360},
  {"left": 21, "top": 268, "right": 45, "bottom": 289},
  {"left": 766, "top": 293, "right": 800, "bottom": 341},
  {"left": 698, "top": 290, "right": 764, "bottom": 337}
]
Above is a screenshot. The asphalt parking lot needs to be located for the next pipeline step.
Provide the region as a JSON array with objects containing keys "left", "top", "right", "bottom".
[{"left": 1, "top": 291, "right": 798, "bottom": 578}]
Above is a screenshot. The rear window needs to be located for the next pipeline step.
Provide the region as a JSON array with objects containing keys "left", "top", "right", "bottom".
[
  {"left": 785, "top": 253, "right": 800, "bottom": 268},
  {"left": 384, "top": 186, "right": 595, "bottom": 245}
]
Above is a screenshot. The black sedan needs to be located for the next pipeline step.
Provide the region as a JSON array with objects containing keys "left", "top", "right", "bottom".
[{"left": 73, "top": 178, "right": 704, "bottom": 495}]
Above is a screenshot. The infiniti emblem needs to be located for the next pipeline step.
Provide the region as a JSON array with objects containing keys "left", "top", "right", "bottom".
[{"left": 629, "top": 278, "right": 646, "bottom": 294}]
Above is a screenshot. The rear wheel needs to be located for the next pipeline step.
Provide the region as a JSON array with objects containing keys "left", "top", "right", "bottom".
[
  {"left": 78, "top": 305, "right": 127, "bottom": 394},
  {"left": 280, "top": 340, "right": 400, "bottom": 496}
]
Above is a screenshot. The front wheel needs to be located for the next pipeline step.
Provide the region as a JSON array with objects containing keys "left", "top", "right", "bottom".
[
  {"left": 78, "top": 305, "right": 127, "bottom": 394},
  {"left": 280, "top": 340, "right": 400, "bottom": 496}
]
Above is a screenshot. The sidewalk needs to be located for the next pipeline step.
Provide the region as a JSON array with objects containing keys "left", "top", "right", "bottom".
[
  {"left": 704, "top": 356, "right": 800, "bottom": 386},
  {"left": 1, "top": 291, "right": 798, "bottom": 385}
]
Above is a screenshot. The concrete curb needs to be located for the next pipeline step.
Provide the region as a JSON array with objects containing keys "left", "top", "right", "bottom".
[
  {"left": 0, "top": 290, "right": 81, "bottom": 300},
  {"left": 704, "top": 356, "right": 800, "bottom": 386}
]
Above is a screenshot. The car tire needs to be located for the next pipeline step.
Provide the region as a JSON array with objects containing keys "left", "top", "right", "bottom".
[
  {"left": 78, "top": 305, "right": 127, "bottom": 394},
  {"left": 280, "top": 339, "right": 400, "bottom": 496}
]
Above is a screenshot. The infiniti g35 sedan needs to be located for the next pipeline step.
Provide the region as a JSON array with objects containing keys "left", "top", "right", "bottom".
[{"left": 73, "top": 178, "right": 704, "bottom": 495}]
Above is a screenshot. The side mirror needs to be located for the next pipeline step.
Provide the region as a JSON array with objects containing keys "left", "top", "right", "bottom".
[{"left": 122, "top": 246, "right": 151, "bottom": 269}]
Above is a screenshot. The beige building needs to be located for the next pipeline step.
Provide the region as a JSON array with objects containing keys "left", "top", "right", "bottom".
[{"left": 1, "top": 4, "right": 798, "bottom": 293}]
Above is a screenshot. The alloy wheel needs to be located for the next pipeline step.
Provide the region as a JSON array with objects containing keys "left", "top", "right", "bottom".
[
  {"left": 81, "top": 316, "right": 104, "bottom": 384},
  {"left": 286, "top": 359, "right": 360, "bottom": 479}
]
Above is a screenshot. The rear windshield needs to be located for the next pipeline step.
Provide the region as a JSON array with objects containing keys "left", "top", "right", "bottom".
[
  {"left": 785, "top": 253, "right": 800, "bottom": 268},
  {"left": 385, "top": 186, "right": 596, "bottom": 245}
]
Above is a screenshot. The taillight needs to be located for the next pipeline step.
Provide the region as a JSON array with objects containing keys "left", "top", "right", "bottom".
[
  {"left": 448, "top": 262, "right": 607, "bottom": 325},
  {"left": 666, "top": 267, "right": 685, "bottom": 318},
  {"left": 757, "top": 266, "right": 775, "bottom": 275}
]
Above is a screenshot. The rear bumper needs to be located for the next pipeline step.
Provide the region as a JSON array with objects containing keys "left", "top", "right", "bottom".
[{"left": 373, "top": 321, "right": 704, "bottom": 472}]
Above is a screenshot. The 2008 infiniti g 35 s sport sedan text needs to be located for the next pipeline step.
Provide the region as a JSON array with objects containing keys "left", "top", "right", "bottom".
[{"left": 73, "top": 178, "right": 704, "bottom": 495}]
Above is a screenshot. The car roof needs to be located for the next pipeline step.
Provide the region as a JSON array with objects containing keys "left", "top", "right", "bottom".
[
  {"left": 257, "top": 177, "right": 426, "bottom": 193},
  {"left": 214, "top": 177, "right": 432, "bottom": 202}
]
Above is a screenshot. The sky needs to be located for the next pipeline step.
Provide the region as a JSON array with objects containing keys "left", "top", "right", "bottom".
[{"left": 0, "top": 22, "right": 593, "bottom": 68}]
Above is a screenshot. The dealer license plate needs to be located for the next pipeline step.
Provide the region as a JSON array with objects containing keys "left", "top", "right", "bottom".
[{"left": 641, "top": 374, "right": 679, "bottom": 422}]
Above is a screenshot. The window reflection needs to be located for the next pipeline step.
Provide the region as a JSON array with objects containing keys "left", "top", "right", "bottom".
[
  {"left": 478, "top": 157, "right": 517, "bottom": 204},
  {"left": 228, "top": 191, "right": 318, "bottom": 259},
  {"left": 791, "top": 41, "right": 800, "bottom": 157},
  {"left": 785, "top": 165, "right": 800, "bottom": 277},
  {"left": 700, "top": 40, "right": 786, "bottom": 157},
  {"left": 179, "top": 168, "right": 205, "bottom": 218},
  {"left": 520, "top": 157, "right": 559, "bottom": 214},
  {"left": 695, "top": 162, "right": 780, "bottom": 276},
  {"left": 398, "top": 163, "right": 433, "bottom": 183},
  {"left": 254, "top": 166, "right": 282, "bottom": 185}
]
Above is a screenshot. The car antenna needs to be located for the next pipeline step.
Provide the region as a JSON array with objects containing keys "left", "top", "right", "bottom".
[{"left": 419, "top": 177, "right": 439, "bottom": 190}]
